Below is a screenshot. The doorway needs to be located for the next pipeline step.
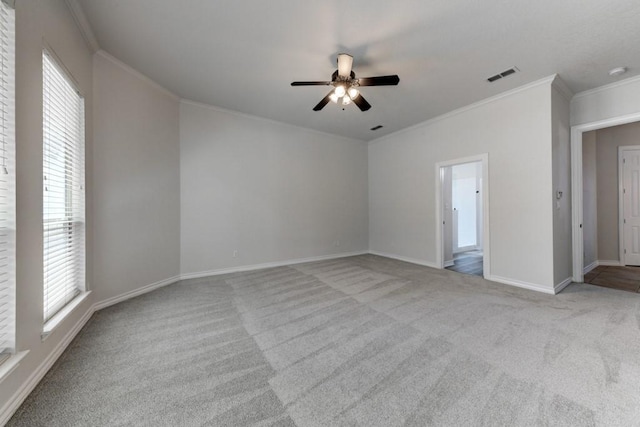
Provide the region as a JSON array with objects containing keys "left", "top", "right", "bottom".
[
  {"left": 571, "top": 112, "right": 640, "bottom": 283},
  {"left": 577, "top": 128, "right": 640, "bottom": 293},
  {"left": 436, "top": 154, "right": 490, "bottom": 278}
]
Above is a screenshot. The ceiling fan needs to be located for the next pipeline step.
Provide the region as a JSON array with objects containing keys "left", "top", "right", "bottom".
[{"left": 291, "top": 53, "right": 400, "bottom": 111}]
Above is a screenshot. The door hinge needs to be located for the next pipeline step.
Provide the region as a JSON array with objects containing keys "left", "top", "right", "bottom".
[
  {"left": 624, "top": 219, "right": 627, "bottom": 224},
  {"left": 625, "top": 249, "right": 627, "bottom": 254}
]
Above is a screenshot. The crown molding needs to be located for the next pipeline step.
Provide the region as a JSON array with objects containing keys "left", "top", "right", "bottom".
[
  {"left": 370, "top": 74, "right": 557, "bottom": 145},
  {"left": 180, "top": 99, "right": 367, "bottom": 144},
  {"left": 551, "top": 75, "right": 574, "bottom": 102},
  {"left": 572, "top": 73, "right": 640, "bottom": 101},
  {"left": 64, "top": 0, "right": 100, "bottom": 53},
  {"left": 96, "top": 50, "right": 180, "bottom": 101}
]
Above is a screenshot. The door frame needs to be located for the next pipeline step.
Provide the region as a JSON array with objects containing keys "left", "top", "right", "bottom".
[
  {"left": 571, "top": 112, "right": 640, "bottom": 282},
  {"left": 435, "top": 153, "right": 490, "bottom": 278},
  {"left": 618, "top": 146, "right": 640, "bottom": 266}
]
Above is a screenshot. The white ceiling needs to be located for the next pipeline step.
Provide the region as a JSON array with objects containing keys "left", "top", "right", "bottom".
[{"left": 76, "top": 0, "right": 640, "bottom": 141}]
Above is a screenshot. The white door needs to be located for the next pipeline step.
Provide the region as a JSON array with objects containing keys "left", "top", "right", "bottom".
[{"left": 622, "top": 149, "right": 640, "bottom": 265}]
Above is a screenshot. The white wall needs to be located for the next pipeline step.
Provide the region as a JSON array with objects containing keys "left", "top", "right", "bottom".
[
  {"left": 1, "top": 0, "right": 94, "bottom": 420},
  {"left": 92, "top": 51, "right": 181, "bottom": 303},
  {"left": 571, "top": 75, "right": 640, "bottom": 126},
  {"left": 551, "top": 82, "right": 572, "bottom": 286},
  {"left": 582, "top": 131, "right": 598, "bottom": 268},
  {"left": 442, "top": 167, "right": 453, "bottom": 264},
  {"left": 452, "top": 162, "right": 479, "bottom": 250},
  {"left": 369, "top": 78, "right": 555, "bottom": 292},
  {"left": 179, "top": 101, "right": 369, "bottom": 276}
]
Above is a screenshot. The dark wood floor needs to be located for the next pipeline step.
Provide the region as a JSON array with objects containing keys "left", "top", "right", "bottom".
[
  {"left": 446, "top": 253, "right": 640, "bottom": 294},
  {"left": 584, "top": 265, "right": 640, "bottom": 293},
  {"left": 446, "top": 250, "right": 483, "bottom": 277}
]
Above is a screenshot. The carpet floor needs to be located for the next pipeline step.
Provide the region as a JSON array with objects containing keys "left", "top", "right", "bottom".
[{"left": 8, "top": 255, "right": 640, "bottom": 426}]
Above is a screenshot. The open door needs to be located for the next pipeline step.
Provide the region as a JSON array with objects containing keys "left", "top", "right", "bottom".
[
  {"left": 435, "top": 154, "right": 490, "bottom": 278},
  {"left": 621, "top": 148, "right": 640, "bottom": 265}
]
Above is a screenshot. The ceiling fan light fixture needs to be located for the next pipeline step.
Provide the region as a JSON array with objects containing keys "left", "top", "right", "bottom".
[
  {"left": 291, "top": 53, "right": 399, "bottom": 111},
  {"left": 337, "top": 53, "right": 353, "bottom": 77}
]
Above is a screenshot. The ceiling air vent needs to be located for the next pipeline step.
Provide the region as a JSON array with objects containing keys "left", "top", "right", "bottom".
[
  {"left": 371, "top": 125, "right": 383, "bottom": 131},
  {"left": 487, "top": 66, "right": 519, "bottom": 83}
]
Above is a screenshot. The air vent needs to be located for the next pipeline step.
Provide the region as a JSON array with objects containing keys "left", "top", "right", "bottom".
[
  {"left": 371, "top": 125, "right": 383, "bottom": 131},
  {"left": 487, "top": 66, "right": 519, "bottom": 83}
]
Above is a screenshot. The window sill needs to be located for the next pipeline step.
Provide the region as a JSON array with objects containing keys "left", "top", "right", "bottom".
[
  {"left": 0, "top": 350, "right": 29, "bottom": 384},
  {"left": 42, "top": 291, "right": 91, "bottom": 341}
]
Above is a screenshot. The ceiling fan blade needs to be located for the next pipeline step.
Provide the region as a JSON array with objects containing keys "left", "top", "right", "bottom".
[
  {"left": 357, "top": 75, "right": 400, "bottom": 86},
  {"left": 291, "top": 81, "right": 332, "bottom": 86},
  {"left": 352, "top": 94, "right": 371, "bottom": 111},
  {"left": 337, "top": 53, "right": 353, "bottom": 78},
  {"left": 313, "top": 91, "right": 334, "bottom": 111}
]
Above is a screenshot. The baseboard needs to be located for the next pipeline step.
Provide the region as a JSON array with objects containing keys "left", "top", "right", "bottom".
[
  {"left": 444, "top": 260, "right": 455, "bottom": 268},
  {"left": 93, "top": 275, "right": 182, "bottom": 311},
  {"left": 583, "top": 261, "right": 598, "bottom": 274},
  {"left": 0, "top": 305, "right": 94, "bottom": 426},
  {"left": 0, "top": 250, "right": 373, "bottom": 424},
  {"left": 179, "top": 251, "right": 369, "bottom": 281},
  {"left": 486, "top": 275, "right": 556, "bottom": 295},
  {"left": 368, "top": 251, "right": 439, "bottom": 269},
  {"left": 597, "top": 259, "right": 623, "bottom": 267},
  {"left": 554, "top": 277, "right": 573, "bottom": 294},
  {"left": 453, "top": 245, "right": 479, "bottom": 254}
]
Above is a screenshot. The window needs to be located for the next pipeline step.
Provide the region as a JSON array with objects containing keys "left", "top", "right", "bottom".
[
  {"left": 42, "top": 50, "right": 85, "bottom": 324},
  {"left": 0, "top": 0, "right": 15, "bottom": 364}
]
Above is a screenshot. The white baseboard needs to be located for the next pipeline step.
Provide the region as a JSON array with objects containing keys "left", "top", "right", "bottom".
[
  {"left": 368, "top": 250, "right": 439, "bottom": 269},
  {"left": 554, "top": 277, "right": 573, "bottom": 294},
  {"left": 486, "top": 275, "right": 556, "bottom": 295},
  {"left": 0, "top": 305, "right": 94, "bottom": 426},
  {"left": 583, "top": 261, "right": 599, "bottom": 274},
  {"left": 93, "top": 275, "right": 182, "bottom": 311},
  {"left": 597, "top": 259, "right": 623, "bottom": 267},
  {"left": 453, "top": 245, "right": 479, "bottom": 254},
  {"left": 1, "top": 247, "right": 565, "bottom": 424},
  {"left": 179, "top": 251, "right": 369, "bottom": 281},
  {"left": 0, "top": 248, "right": 404, "bottom": 424}
]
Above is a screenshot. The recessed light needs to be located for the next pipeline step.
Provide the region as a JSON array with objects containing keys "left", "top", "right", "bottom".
[{"left": 609, "top": 67, "right": 627, "bottom": 77}]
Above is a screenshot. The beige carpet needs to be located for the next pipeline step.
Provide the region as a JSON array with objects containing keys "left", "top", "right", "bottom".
[{"left": 9, "top": 255, "right": 640, "bottom": 426}]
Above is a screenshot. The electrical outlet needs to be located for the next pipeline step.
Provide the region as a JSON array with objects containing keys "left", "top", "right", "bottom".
[{"left": 233, "top": 250, "right": 238, "bottom": 258}]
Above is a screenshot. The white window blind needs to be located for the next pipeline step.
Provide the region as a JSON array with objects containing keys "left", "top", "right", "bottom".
[
  {"left": 0, "top": 0, "right": 15, "bottom": 363},
  {"left": 43, "top": 50, "right": 85, "bottom": 323}
]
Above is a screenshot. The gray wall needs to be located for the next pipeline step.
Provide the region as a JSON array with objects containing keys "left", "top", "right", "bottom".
[
  {"left": 369, "top": 79, "right": 556, "bottom": 292},
  {"left": 179, "top": 101, "right": 369, "bottom": 276},
  {"left": 551, "top": 83, "right": 572, "bottom": 286},
  {"left": 594, "top": 121, "right": 640, "bottom": 262},
  {"left": 92, "top": 52, "right": 181, "bottom": 302}
]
